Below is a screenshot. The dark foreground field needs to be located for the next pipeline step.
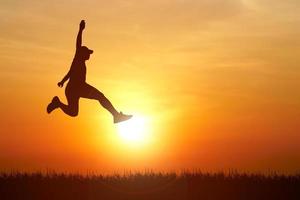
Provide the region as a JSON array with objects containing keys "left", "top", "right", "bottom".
[{"left": 1, "top": 171, "right": 299, "bottom": 200}]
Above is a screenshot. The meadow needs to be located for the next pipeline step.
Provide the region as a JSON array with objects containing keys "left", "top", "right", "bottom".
[{"left": 1, "top": 171, "right": 299, "bottom": 200}]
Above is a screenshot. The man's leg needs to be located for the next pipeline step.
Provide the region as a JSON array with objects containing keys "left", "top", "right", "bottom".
[
  {"left": 47, "top": 95, "right": 78, "bottom": 117},
  {"left": 81, "top": 84, "right": 118, "bottom": 116},
  {"left": 81, "top": 83, "right": 132, "bottom": 123},
  {"left": 47, "top": 96, "right": 59, "bottom": 114},
  {"left": 58, "top": 95, "right": 79, "bottom": 117}
]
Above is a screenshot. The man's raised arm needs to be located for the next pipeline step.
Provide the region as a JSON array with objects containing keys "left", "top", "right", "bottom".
[{"left": 76, "top": 20, "right": 85, "bottom": 49}]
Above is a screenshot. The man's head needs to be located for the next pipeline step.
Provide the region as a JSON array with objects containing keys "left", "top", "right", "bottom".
[{"left": 79, "top": 46, "right": 93, "bottom": 60}]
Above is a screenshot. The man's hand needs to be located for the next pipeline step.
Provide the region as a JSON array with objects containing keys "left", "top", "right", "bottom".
[
  {"left": 57, "top": 81, "right": 64, "bottom": 88},
  {"left": 79, "top": 20, "right": 85, "bottom": 31}
]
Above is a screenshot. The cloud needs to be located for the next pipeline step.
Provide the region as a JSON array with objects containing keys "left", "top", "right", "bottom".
[{"left": 99, "top": 0, "right": 246, "bottom": 34}]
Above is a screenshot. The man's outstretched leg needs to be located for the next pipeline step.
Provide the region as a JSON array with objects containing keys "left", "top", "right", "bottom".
[
  {"left": 99, "top": 97, "right": 132, "bottom": 123},
  {"left": 82, "top": 84, "right": 132, "bottom": 123}
]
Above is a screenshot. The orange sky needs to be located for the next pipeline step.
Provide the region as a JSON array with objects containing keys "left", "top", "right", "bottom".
[{"left": 0, "top": 0, "right": 300, "bottom": 174}]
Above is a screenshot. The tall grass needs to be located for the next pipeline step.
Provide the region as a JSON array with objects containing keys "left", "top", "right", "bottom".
[{"left": 1, "top": 171, "right": 299, "bottom": 200}]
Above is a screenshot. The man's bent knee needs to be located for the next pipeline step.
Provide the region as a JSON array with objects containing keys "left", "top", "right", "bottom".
[{"left": 69, "top": 109, "right": 78, "bottom": 117}]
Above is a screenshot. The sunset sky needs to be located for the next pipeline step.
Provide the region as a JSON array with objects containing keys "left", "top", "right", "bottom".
[{"left": 0, "top": 0, "right": 300, "bottom": 174}]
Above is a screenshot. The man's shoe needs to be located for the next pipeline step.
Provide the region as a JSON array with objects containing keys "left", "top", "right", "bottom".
[
  {"left": 47, "top": 96, "right": 60, "bottom": 114},
  {"left": 114, "top": 112, "right": 132, "bottom": 123}
]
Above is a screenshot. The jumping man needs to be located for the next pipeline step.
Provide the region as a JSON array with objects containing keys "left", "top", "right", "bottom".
[{"left": 47, "top": 20, "right": 132, "bottom": 123}]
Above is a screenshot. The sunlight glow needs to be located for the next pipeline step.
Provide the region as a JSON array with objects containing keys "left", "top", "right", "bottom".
[{"left": 117, "top": 116, "right": 149, "bottom": 144}]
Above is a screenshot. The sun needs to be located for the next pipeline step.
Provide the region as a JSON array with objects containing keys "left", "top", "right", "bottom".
[{"left": 116, "top": 115, "right": 149, "bottom": 144}]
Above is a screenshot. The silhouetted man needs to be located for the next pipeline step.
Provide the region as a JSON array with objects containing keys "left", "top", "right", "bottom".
[{"left": 47, "top": 20, "right": 132, "bottom": 123}]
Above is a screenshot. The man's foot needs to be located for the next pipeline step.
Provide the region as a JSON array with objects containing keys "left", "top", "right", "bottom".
[
  {"left": 47, "top": 96, "right": 60, "bottom": 114},
  {"left": 114, "top": 112, "right": 132, "bottom": 123}
]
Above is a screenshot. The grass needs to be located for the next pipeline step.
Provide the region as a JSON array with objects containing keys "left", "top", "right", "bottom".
[{"left": 1, "top": 171, "right": 300, "bottom": 200}]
